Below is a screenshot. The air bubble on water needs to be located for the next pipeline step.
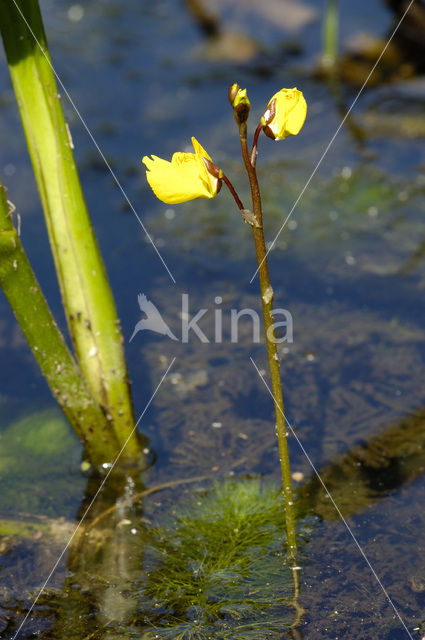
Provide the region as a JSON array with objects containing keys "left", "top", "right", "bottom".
[
  {"left": 367, "top": 206, "right": 378, "bottom": 218},
  {"left": 67, "top": 4, "right": 84, "bottom": 22}
]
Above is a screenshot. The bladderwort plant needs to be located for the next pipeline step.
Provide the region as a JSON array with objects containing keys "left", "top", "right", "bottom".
[
  {"left": 143, "top": 85, "right": 307, "bottom": 556},
  {"left": 138, "top": 478, "right": 313, "bottom": 639}
]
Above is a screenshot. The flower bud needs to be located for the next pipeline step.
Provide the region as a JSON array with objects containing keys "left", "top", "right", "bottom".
[
  {"left": 229, "top": 84, "right": 251, "bottom": 125},
  {"left": 261, "top": 88, "right": 307, "bottom": 141},
  {"left": 228, "top": 83, "right": 240, "bottom": 105}
]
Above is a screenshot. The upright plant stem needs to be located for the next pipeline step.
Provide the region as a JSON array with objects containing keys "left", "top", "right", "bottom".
[
  {"left": 238, "top": 122, "right": 297, "bottom": 555},
  {"left": 0, "top": 180, "right": 120, "bottom": 465},
  {"left": 0, "top": 0, "right": 140, "bottom": 460},
  {"left": 322, "top": 0, "right": 339, "bottom": 72}
]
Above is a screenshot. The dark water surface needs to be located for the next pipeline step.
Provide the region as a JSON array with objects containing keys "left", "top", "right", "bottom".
[{"left": 1, "top": 0, "right": 425, "bottom": 638}]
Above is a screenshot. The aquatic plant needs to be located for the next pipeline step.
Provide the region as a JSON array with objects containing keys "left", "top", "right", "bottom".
[
  {"left": 0, "top": 0, "right": 141, "bottom": 465},
  {"left": 322, "top": 0, "right": 339, "bottom": 73},
  {"left": 143, "top": 85, "right": 307, "bottom": 555},
  {"left": 137, "top": 478, "right": 313, "bottom": 639}
]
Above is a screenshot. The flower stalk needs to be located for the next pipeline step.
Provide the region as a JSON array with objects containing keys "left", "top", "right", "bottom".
[
  {"left": 237, "top": 121, "right": 297, "bottom": 556},
  {"left": 142, "top": 83, "right": 307, "bottom": 556}
]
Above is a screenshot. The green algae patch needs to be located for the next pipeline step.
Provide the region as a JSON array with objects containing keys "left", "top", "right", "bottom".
[
  {"left": 0, "top": 409, "right": 76, "bottom": 474},
  {"left": 0, "top": 408, "right": 82, "bottom": 515}
]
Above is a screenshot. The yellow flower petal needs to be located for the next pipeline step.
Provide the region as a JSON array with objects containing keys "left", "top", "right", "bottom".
[
  {"left": 262, "top": 88, "right": 307, "bottom": 140},
  {"left": 142, "top": 138, "right": 219, "bottom": 205},
  {"left": 191, "top": 137, "right": 211, "bottom": 162}
]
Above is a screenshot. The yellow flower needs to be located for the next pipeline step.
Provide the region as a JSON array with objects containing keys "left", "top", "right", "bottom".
[
  {"left": 142, "top": 137, "right": 220, "bottom": 205},
  {"left": 261, "top": 88, "right": 307, "bottom": 141}
]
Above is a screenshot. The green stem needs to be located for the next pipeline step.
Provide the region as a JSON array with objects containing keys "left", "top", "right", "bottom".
[
  {"left": 0, "top": 180, "right": 120, "bottom": 466},
  {"left": 238, "top": 122, "right": 297, "bottom": 556},
  {"left": 322, "top": 0, "right": 339, "bottom": 72},
  {"left": 0, "top": 0, "right": 140, "bottom": 460}
]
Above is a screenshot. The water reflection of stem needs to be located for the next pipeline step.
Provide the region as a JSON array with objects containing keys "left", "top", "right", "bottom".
[
  {"left": 290, "top": 625, "right": 306, "bottom": 640},
  {"left": 237, "top": 120, "right": 297, "bottom": 557},
  {"left": 58, "top": 468, "right": 147, "bottom": 639},
  {"left": 289, "top": 564, "right": 306, "bottom": 635},
  {"left": 76, "top": 474, "right": 209, "bottom": 536},
  {"left": 77, "top": 447, "right": 257, "bottom": 535}
]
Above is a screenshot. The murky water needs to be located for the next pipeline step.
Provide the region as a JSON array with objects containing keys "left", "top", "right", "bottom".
[{"left": 1, "top": 0, "right": 425, "bottom": 638}]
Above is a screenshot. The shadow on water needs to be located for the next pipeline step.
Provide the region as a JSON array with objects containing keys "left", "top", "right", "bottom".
[{"left": 300, "top": 404, "right": 425, "bottom": 520}]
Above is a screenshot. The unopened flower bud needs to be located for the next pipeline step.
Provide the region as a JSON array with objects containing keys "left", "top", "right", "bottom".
[{"left": 229, "top": 84, "right": 251, "bottom": 125}]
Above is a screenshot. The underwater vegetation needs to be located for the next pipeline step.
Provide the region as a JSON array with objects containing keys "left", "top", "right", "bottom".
[
  {"left": 136, "top": 478, "right": 315, "bottom": 639},
  {"left": 0, "top": 409, "right": 82, "bottom": 515},
  {"left": 11, "top": 478, "right": 314, "bottom": 639}
]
